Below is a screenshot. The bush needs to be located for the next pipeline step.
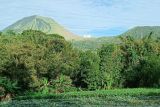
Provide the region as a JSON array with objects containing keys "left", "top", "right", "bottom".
[
  {"left": 51, "top": 74, "right": 76, "bottom": 93},
  {"left": 0, "top": 77, "right": 18, "bottom": 95},
  {"left": 72, "top": 51, "right": 101, "bottom": 90},
  {"left": 136, "top": 55, "right": 160, "bottom": 87}
]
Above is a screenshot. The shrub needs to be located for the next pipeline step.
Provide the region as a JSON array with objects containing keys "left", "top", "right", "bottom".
[
  {"left": 51, "top": 74, "right": 76, "bottom": 93},
  {"left": 0, "top": 77, "right": 18, "bottom": 95}
]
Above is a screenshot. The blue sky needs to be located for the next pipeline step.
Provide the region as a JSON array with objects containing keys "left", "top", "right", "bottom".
[{"left": 1, "top": 0, "right": 160, "bottom": 37}]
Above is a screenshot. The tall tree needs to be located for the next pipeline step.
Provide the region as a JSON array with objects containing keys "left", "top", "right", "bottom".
[
  {"left": 99, "top": 44, "right": 123, "bottom": 89},
  {"left": 72, "top": 51, "right": 100, "bottom": 90}
]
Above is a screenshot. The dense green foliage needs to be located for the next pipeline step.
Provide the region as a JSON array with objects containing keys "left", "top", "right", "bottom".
[
  {"left": 0, "top": 30, "right": 79, "bottom": 96},
  {"left": 72, "top": 51, "right": 100, "bottom": 90},
  {"left": 0, "top": 30, "right": 160, "bottom": 99},
  {"left": 99, "top": 44, "right": 123, "bottom": 89},
  {"left": 119, "top": 35, "right": 160, "bottom": 87}
]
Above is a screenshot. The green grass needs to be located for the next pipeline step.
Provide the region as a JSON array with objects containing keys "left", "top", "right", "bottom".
[
  {"left": 15, "top": 88, "right": 160, "bottom": 100},
  {"left": 1, "top": 88, "right": 160, "bottom": 107}
]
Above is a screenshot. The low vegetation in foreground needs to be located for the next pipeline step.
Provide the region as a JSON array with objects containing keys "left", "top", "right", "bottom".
[{"left": 1, "top": 88, "right": 160, "bottom": 107}]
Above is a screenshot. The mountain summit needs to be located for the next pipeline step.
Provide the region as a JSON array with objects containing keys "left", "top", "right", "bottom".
[{"left": 3, "top": 15, "right": 82, "bottom": 40}]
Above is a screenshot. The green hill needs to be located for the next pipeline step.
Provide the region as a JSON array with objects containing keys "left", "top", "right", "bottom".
[
  {"left": 120, "top": 26, "right": 160, "bottom": 39},
  {"left": 3, "top": 17, "right": 160, "bottom": 49},
  {"left": 73, "top": 26, "right": 160, "bottom": 50},
  {"left": 72, "top": 36, "right": 119, "bottom": 50},
  {"left": 3, "top": 15, "right": 82, "bottom": 40}
]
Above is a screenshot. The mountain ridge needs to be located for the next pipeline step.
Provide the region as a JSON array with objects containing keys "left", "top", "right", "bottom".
[
  {"left": 120, "top": 26, "right": 160, "bottom": 39},
  {"left": 3, "top": 15, "right": 82, "bottom": 41},
  {"left": 73, "top": 26, "right": 160, "bottom": 50}
]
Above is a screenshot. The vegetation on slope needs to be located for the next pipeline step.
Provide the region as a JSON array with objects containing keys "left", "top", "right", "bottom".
[
  {"left": 120, "top": 26, "right": 160, "bottom": 39},
  {"left": 73, "top": 26, "right": 160, "bottom": 50},
  {"left": 72, "top": 36, "right": 119, "bottom": 50}
]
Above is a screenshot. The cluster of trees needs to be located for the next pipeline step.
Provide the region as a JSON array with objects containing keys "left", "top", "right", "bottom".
[
  {"left": 0, "top": 30, "right": 160, "bottom": 97},
  {"left": 0, "top": 30, "right": 79, "bottom": 96}
]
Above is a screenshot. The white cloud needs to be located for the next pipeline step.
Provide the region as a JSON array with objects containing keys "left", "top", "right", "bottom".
[{"left": 83, "top": 34, "right": 92, "bottom": 38}]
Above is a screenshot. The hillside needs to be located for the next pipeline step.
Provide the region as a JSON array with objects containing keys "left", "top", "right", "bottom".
[
  {"left": 72, "top": 36, "right": 119, "bottom": 50},
  {"left": 3, "top": 15, "right": 82, "bottom": 40},
  {"left": 120, "top": 26, "right": 160, "bottom": 39},
  {"left": 73, "top": 26, "right": 160, "bottom": 50}
]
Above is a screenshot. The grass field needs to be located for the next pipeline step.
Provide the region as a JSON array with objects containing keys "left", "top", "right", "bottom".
[{"left": 0, "top": 88, "right": 160, "bottom": 107}]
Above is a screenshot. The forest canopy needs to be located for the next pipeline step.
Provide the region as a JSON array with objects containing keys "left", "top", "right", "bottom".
[{"left": 0, "top": 30, "right": 160, "bottom": 97}]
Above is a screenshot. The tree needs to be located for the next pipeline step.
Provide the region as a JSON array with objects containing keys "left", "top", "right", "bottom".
[
  {"left": 99, "top": 44, "right": 123, "bottom": 89},
  {"left": 2, "top": 43, "right": 43, "bottom": 90},
  {"left": 0, "top": 30, "right": 81, "bottom": 93},
  {"left": 133, "top": 54, "right": 160, "bottom": 87},
  {"left": 47, "top": 34, "right": 65, "bottom": 40},
  {"left": 119, "top": 36, "right": 141, "bottom": 87},
  {"left": 119, "top": 35, "right": 160, "bottom": 87},
  {"left": 0, "top": 32, "right": 2, "bottom": 36},
  {"left": 72, "top": 51, "right": 100, "bottom": 90},
  {"left": 5, "top": 30, "right": 16, "bottom": 36},
  {"left": 46, "top": 39, "right": 80, "bottom": 80}
]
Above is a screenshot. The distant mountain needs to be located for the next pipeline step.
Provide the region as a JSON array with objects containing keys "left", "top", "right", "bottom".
[
  {"left": 3, "top": 17, "right": 160, "bottom": 49},
  {"left": 120, "top": 26, "right": 160, "bottom": 39},
  {"left": 73, "top": 26, "right": 160, "bottom": 50},
  {"left": 3, "top": 15, "right": 82, "bottom": 40},
  {"left": 72, "top": 36, "right": 119, "bottom": 50}
]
